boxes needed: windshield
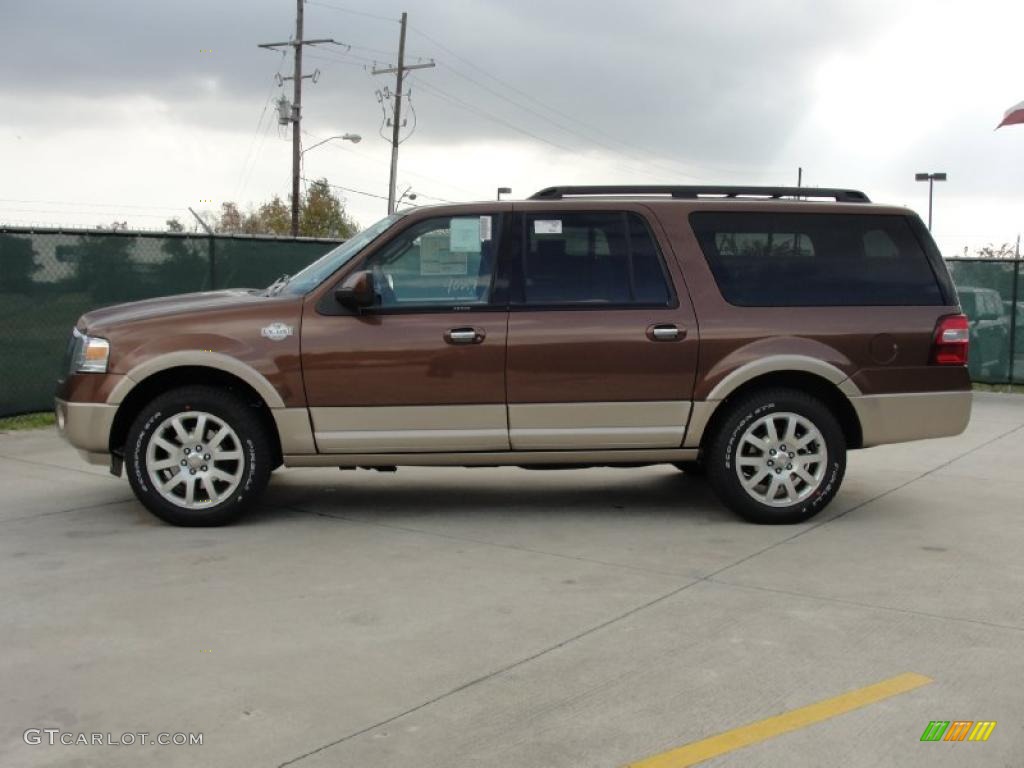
[277,213,405,296]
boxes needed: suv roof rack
[528,185,871,203]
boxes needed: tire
[705,388,845,524]
[125,386,272,526]
[672,460,705,476]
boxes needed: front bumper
[54,398,117,463]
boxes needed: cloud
[1,0,1023,253]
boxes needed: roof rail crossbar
[528,185,871,203]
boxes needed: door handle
[445,327,485,344]
[647,324,685,342]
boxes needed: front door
[505,207,698,450]
[301,212,508,453]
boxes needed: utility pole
[290,0,303,236]
[259,2,336,236]
[373,12,435,214]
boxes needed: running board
[283,448,699,468]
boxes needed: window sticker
[534,219,562,235]
[421,233,469,275]
[449,218,482,253]
[479,215,493,242]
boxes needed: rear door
[504,206,699,450]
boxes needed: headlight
[70,328,110,373]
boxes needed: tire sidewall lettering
[132,409,163,493]
[132,406,254,511]
[724,401,776,470]
[241,438,257,496]
[716,395,844,521]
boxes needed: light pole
[496,187,511,201]
[914,172,947,231]
[301,133,362,156]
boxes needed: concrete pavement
[1,392,1022,767]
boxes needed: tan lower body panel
[284,448,698,467]
[271,408,317,454]
[683,400,719,448]
[309,404,509,453]
[54,398,117,454]
[508,401,691,450]
[851,390,971,447]
[77,449,111,466]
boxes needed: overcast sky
[1,0,1023,255]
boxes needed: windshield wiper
[266,274,291,296]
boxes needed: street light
[301,133,362,156]
[496,187,511,201]
[396,186,417,208]
[914,172,947,231]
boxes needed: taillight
[930,313,969,365]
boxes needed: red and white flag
[997,100,1024,129]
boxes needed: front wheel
[706,389,845,524]
[125,386,272,526]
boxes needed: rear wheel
[706,388,845,524]
[125,386,272,526]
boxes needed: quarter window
[518,212,671,306]
[361,215,500,308]
[690,212,944,306]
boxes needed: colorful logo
[920,721,996,742]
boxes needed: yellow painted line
[627,672,933,768]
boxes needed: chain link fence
[1,228,1022,427]
[0,226,342,426]
[945,258,1024,385]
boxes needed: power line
[301,128,477,197]
[410,76,686,183]
[309,36,689,187]
[301,129,460,203]
[406,75,692,183]
[308,46,382,67]
[304,51,372,70]
[301,177,390,201]
[303,177,453,205]
[0,198,183,211]
[407,24,788,181]
[411,77,577,154]
[432,61,704,182]
[306,0,398,24]
[235,52,289,201]
[0,208,176,218]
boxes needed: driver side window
[362,215,500,308]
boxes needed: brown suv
[54,185,971,526]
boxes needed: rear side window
[517,212,672,306]
[690,212,944,306]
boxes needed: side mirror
[335,270,376,310]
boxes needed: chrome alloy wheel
[145,411,244,509]
[734,411,827,507]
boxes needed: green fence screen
[1,228,1022,420]
[945,258,1023,386]
[0,227,342,418]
